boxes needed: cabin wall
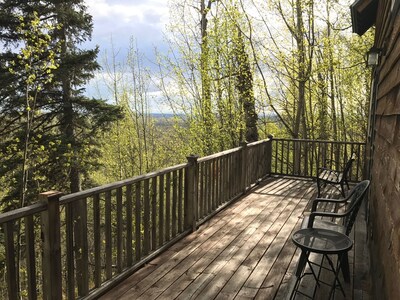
[369,1,400,298]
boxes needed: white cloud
[85,0,169,26]
[84,0,170,64]
[82,1,185,115]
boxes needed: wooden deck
[100,177,370,300]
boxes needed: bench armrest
[311,196,350,211]
[318,167,341,179]
[307,211,347,227]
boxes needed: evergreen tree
[49,0,122,193]
[0,0,121,211]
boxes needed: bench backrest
[344,179,370,235]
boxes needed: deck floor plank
[100,177,370,300]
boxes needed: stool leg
[326,253,346,299]
[341,252,350,283]
[295,250,308,277]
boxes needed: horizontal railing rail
[0,138,273,300]
[271,138,366,182]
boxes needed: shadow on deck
[100,177,370,300]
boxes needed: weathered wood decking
[100,177,370,300]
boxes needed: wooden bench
[316,154,355,197]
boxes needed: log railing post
[185,155,199,232]
[73,197,89,297]
[40,191,63,300]
[240,142,248,193]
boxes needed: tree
[0,1,122,199]
[155,0,259,155]
[0,7,61,210]
[92,39,174,183]
[49,0,122,193]
[233,22,258,142]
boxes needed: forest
[0,0,372,213]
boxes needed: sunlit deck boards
[100,177,370,300]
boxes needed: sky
[83,0,171,112]
[85,0,169,58]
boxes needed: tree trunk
[200,0,214,154]
[293,0,307,174]
[235,30,258,143]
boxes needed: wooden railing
[271,138,366,182]
[0,139,272,300]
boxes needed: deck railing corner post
[40,191,63,300]
[185,155,199,232]
[266,135,273,176]
[240,141,248,193]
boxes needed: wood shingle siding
[368,0,400,299]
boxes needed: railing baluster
[151,178,157,250]
[282,140,285,173]
[274,139,278,173]
[185,155,198,231]
[359,143,363,179]
[172,171,178,238]
[217,158,221,206]
[207,161,212,213]
[352,143,356,180]
[126,184,133,266]
[66,202,75,299]
[135,182,142,261]
[158,174,164,246]
[204,162,208,216]
[241,142,248,193]
[165,172,171,241]
[225,154,229,201]
[213,160,217,209]
[143,179,150,256]
[237,151,241,192]
[25,214,37,300]
[4,221,18,300]
[178,169,183,233]
[93,194,101,287]
[228,154,233,198]
[199,162,204,219]
[105,190,112,279]
[292,140,296,175]
[311,141,315,177]
[116,187,123,272]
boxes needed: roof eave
[350,0,378,36]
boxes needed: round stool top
[292,228,353,254]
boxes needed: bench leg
[317,178,322,197]
[340,182,346,197]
